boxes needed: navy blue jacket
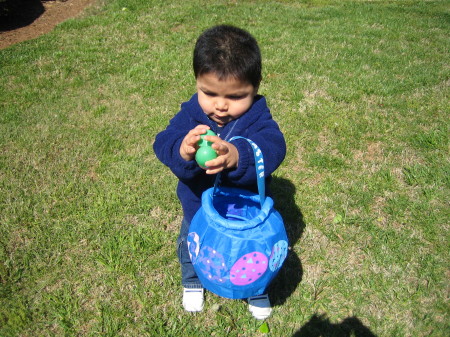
[153,93,286,223]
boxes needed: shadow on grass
[292,313,377,337]
[0,0,45,31]
[268,176,305,306]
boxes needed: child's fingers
[213,143,229,155]
[206,137,229,153]
[203,135,221,144]
[187,125,209,138]
[192,125,210,135]
[185,128,207,146]
[204,163,224,175]
[186,146,197,154]
[180,126,211,161]
[203,155,220,166]
[203,157,223,173]
[205,167,222,175]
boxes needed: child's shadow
[292,314,378,337]
[268,176,305,306]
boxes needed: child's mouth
[212,114,228,126]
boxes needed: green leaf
[258,321,269,334]
[333,214,343,224]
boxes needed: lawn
[0,0,449,336]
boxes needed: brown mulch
[0,0,97,50]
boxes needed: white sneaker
[248,294,272,320]
[182,288,204,312]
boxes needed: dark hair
[193,25,262,88]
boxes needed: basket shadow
[268,176,305,306]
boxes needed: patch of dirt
[0,0,97,50]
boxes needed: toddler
[153,25,286,319]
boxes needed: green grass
[1,0,449,336]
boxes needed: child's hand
[180,125,210,161]
[202,136,239,175]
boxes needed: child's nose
[215,98,228,111]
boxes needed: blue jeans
[177,218,202,289]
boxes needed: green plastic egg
[197,129,216,146]
[195,146,217,168]
[195,130,217,168]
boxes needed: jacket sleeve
[226,114,286,186]
[153,108,204,181]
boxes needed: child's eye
[203,91,217,97]
[228,95,246,100]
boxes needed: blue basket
[188,137,288,299]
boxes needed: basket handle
[213,136,265,207]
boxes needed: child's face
[196,72,257,127]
